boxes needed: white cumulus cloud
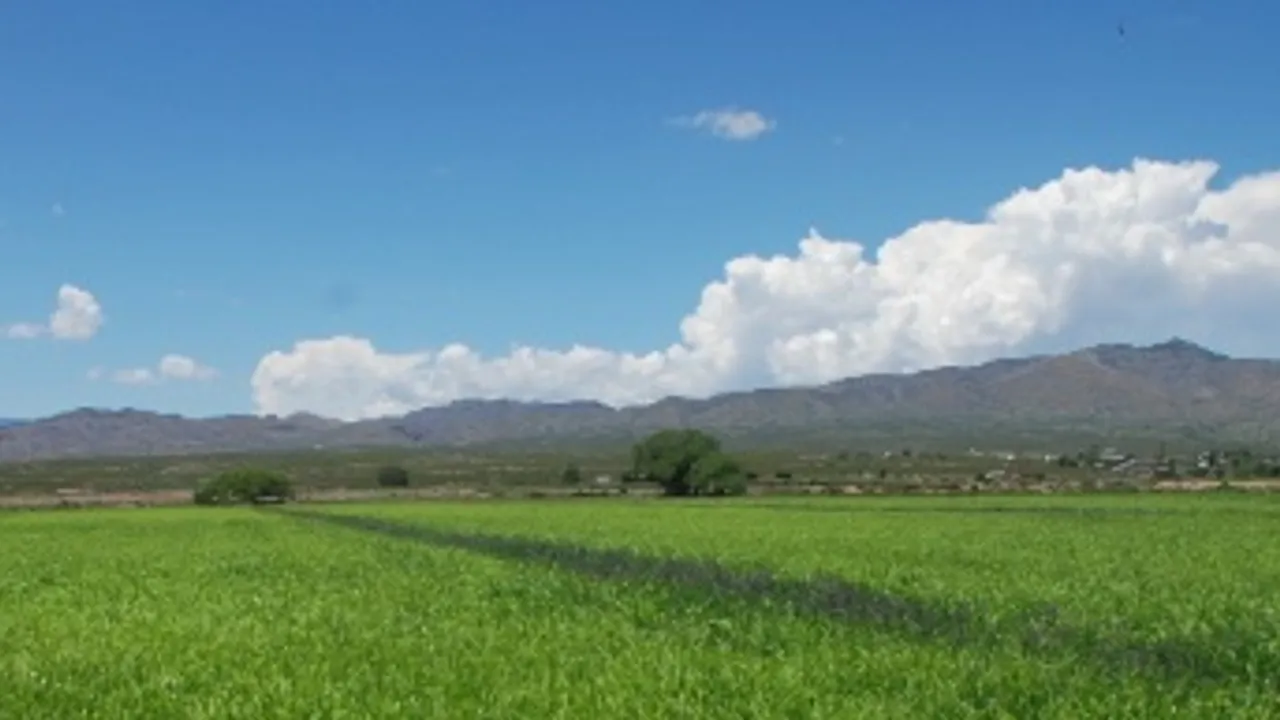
[158,354,219,381]
[4,284,104,341]
[91,354,219,386]
[672,107,776,141]
[251,158,1280,421]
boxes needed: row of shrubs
[193,464,414,505]
[194,430,752,505]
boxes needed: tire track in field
[281,508,1276,691]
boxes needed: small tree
[689,451,747,496]
[630,428,746,497]
[560,462,583,485]
[376,464,411,488]
[194,468,294,505]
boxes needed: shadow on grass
[283,509,1274,690]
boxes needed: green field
[3,496,1279,718]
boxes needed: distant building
[1099,447,1129,463]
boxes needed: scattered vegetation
[375,464,411,488]
[560,462,583,485]
[2,428,1280,502]
[193,467,294,505]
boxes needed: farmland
[3,495,1280,717]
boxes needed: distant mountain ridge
[3,338,1279,462]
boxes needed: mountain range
[3,338,1279,463]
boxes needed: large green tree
[194,468,294,505]
[630,429,747,497]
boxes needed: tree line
[193,428,747,505]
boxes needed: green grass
[3,495,1279,717]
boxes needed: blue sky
[2,0,1278,420]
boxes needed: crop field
[3,495,1280,718]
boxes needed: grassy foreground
[2,495,1279,718]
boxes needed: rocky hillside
[3,338,1278,462]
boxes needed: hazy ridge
[3,338,1278,462]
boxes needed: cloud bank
[4,285,104,341]
[252,158,1280,421]
[91,354,219,386]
